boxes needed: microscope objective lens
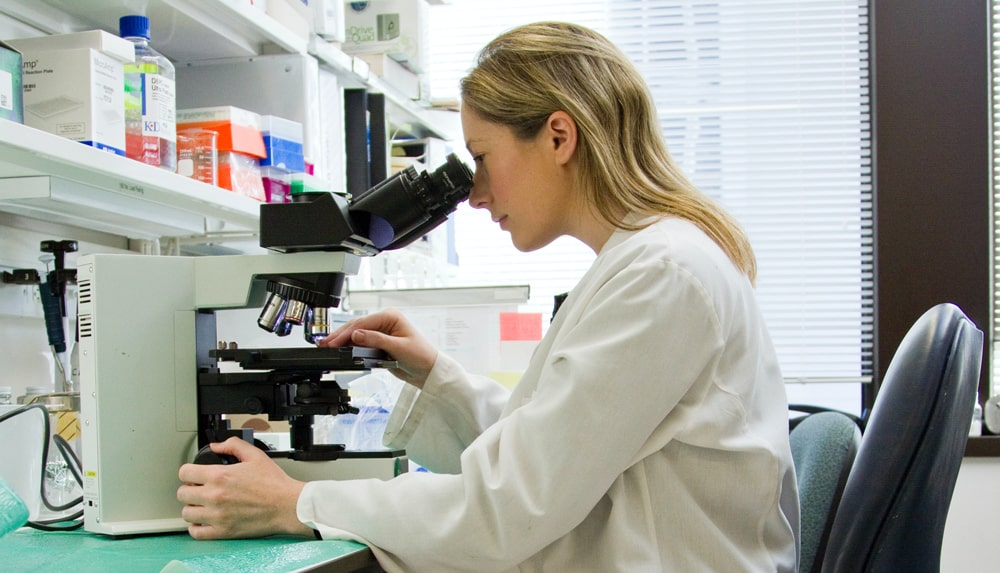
[258,292,288,332]
[304,307,331,343]
[284,299,308,325]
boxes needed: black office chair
[789,411,861,573]
[819,303,983,573]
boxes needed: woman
[178,21,799,572]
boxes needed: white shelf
[2,0,458,139]
[0,0,307,62]
[0,120,259,239]
[1,0,458,141]
[348,286,531,310]
[0,0,458,243]
[308,37,459,142]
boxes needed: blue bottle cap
[119,15,150,40]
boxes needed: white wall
[0,213,131,399]
[941,457,1000,571]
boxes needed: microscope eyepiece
[348,153,473,250]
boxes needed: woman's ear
[545,111,577,165]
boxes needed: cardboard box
[0,41,23,123]
[17,48,126,154]
[9,31,134,153]
[358,52,426,101]
[342,0,429,73]
[7,30,134,63]
[313,0,346,42]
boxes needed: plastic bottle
[0,386,11,405]
[119,15,177,172]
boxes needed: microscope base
[274,450,408,482]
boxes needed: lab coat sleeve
[382,352,511,474]
[298,255,728,572]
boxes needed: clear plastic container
[0,386,11,405]
[218,151,265,201]
[120,15,177,172]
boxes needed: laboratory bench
[0,527,384,572]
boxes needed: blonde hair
[460,22,757,283]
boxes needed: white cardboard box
[9,31,133,154]
[342,0,429,73]
[358,52,426,101]
[8,30,134,64]
[313,0,346,41]
[18,48,126,155]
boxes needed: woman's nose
[468,175,489,209]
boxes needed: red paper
[499,312,542,341]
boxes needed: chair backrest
[788,404,866,433]
[790,411,861,573]
[820,303,983,573]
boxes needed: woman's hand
[319,308,437,389]
[177,437,312,540]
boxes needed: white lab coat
[298,216,800,572]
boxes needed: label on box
[0,68,11,111]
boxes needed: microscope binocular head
[255,154,474,342]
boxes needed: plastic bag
[0,475,28,537]
[317,371,403,451]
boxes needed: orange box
[176,106,267,158]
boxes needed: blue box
[260,134,305,171]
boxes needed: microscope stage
[210,346,394,371]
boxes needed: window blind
[428,0,872,382]
[991,0,1000,394]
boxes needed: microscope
[77,154,472,535]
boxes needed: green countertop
[0,527,380,572]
